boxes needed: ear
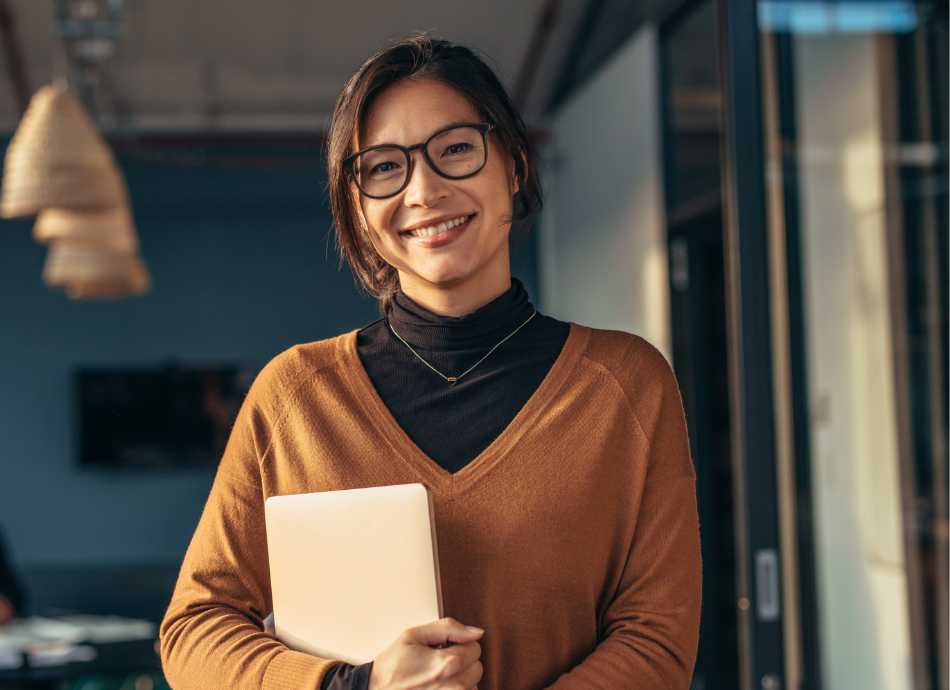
[509,151,529,195]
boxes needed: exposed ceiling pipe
[0,0,31,115]
[512,0,560,112]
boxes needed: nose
[402,149,449,208]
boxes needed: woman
[159,35,701,690]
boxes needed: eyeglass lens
[353,125,487,198]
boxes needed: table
[0,638,162,690]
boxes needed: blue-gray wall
[0,139,539,581]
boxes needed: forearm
[541,624,697,690]
[160,603,342,689]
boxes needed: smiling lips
[401,213,473,239]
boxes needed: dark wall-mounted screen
[76,365,252,470]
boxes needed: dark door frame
[717,1,787,688]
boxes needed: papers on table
[42,615,156,643]
[19,642,97,668]
[0,614,156,669]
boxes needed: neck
[397,264,512,318]
[387,275,535,351]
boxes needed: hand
[368,616,484,690]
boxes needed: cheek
[360,200,398,240]
[465,162,513,210]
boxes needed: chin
[409,262,478,288]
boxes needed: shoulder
[577,324,693,477]
[579,325,676,395]
[242,330,353,416]
[575,324,684,426]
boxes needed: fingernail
[465,625,484,633]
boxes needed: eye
[369,161,400,176]
[443,142,473,156]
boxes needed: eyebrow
[361,119,481,150]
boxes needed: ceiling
[0,0,590,134]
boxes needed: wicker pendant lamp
[33,183,151,299]
[42,240,150,299]
[33,204,138,253]
[2,1,151,301]
[0,81,124,218]
[63,261,150,299]
[0,79,152,299]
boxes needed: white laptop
[263,482,444,664]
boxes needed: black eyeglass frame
[343,121,495,199]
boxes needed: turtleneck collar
[386,276,536,350]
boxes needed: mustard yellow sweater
[159,322,702,689]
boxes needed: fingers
[440,639,482,671]
[441,658,483,690]
[430,640,482,688]
[408,616,484,648]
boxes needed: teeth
[407,215,469,238]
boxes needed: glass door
[758,2,948,688]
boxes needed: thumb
[409,617,484,647]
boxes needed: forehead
[359,78,481,148]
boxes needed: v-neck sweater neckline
[338,321,590,494]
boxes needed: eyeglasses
[343,122,494,199]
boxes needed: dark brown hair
[325,33,542,315]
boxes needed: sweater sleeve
[543,341,702,690]
[159,366,347,690]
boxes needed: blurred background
[0,1,946,689]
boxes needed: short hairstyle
[325,33,542,315]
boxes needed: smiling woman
[159,33,701,690]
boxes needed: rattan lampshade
[63,260,150,299]
[33,205,139,253]
[42,240,150,299]
[0,81,124,218]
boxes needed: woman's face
[352,78,517,307]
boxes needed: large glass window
[759,2,948,688]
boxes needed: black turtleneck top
[319,276,571,690]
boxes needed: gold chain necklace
[387,309,538,385]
